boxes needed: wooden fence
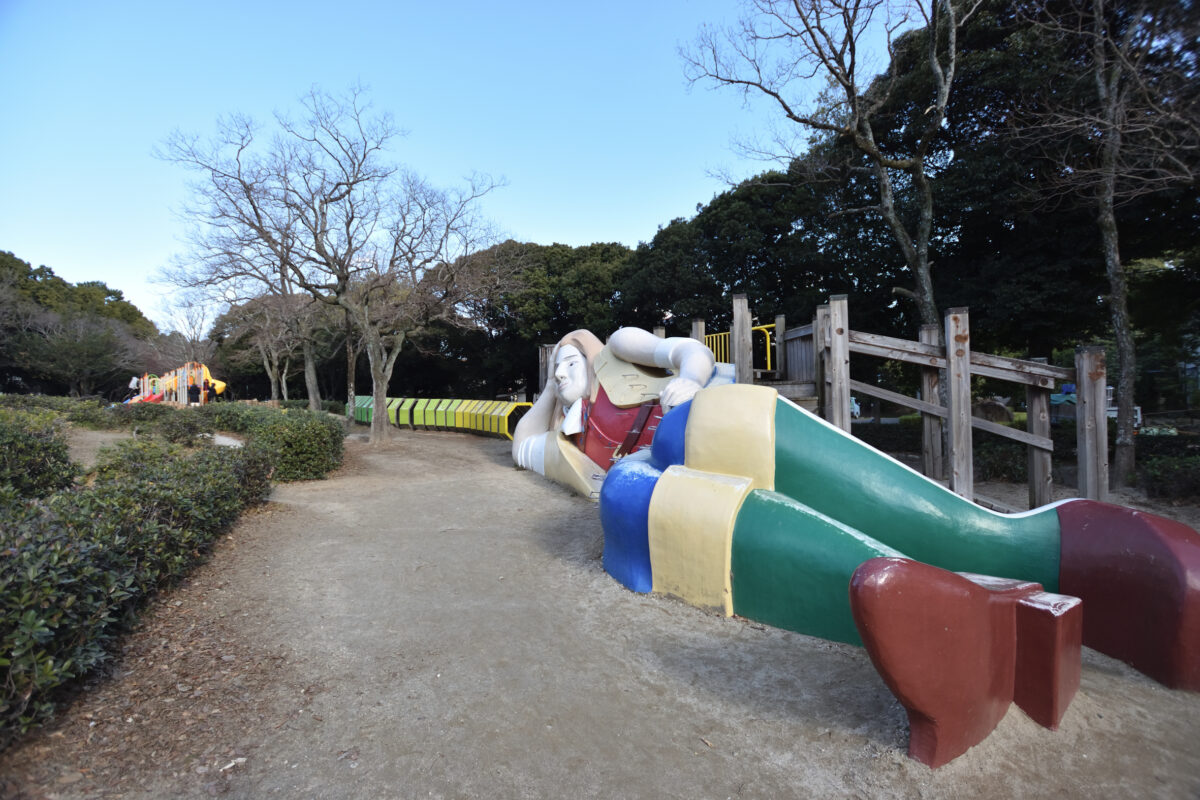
[699,294,1109,508]
[800,296,1109,508]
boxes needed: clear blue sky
[0,0,789,330]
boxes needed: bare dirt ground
[3,429,1200,799]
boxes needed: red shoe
[850,558,1081,767]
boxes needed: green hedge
[0,397,343,746]
[1138,456,1200,500]
[0,441,273,744]
[0,407,78,498]
[194,403,344,481]
[279,399,344,414]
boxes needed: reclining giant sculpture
[512,327,1200,766]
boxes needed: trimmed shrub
[1138,432,1200,459]
[0,440,274,744]
[248,410,344,481]
[153,407,213,445]
[974,439,1028,482]
[192,403,344,481]
[1138,456,1200,501]
[280,399,344,415]
[103,401,174,428]
[0,407,78,498]
[0,500,136,740]
[0,395,80,414]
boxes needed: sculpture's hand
[660,377,703,410]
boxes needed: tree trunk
[344,309,355,422]
[281,357,290,402]
[259,345,281,402]
[1098,181,1136,489]
[302,338,322,412]
[364,329,406,445]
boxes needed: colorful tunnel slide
[351,396,531,440]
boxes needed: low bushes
[194,402,345,481]
[0,407,77,499]
[0,397,343,746]
[248,413,344,481]
[0,436,274,745]
[1138,456,1200,500]
[281,398,347,415]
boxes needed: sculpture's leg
[1058,500,1200,691]
[850,558,1082,767]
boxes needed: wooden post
[732,294,754,385]
[537,344,555,395]
[828,295,851,432]
[652,325,666,339]
[1027,357,1053,508]
[945,308,973,502]
[919,324,945,480]
[1075,346,1109,502]
[815,304,831,417]
[774,313,787,379]
[690,318,705,342]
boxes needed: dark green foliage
[851,417,924,454]
[193,403,344,481]
[0,407,77,498]
[152,407,213,445]
[0,394,83,414]
[102,401,175,427]
[1138,432,1200,459]
[0,437,274,745]
[0,499,136,741]
[1138,456,1200,500]
[974,438,1029,483]
[247,410,344,481]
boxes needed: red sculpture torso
[571,385,663,468]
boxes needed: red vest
[571,385,663,468]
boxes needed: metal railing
[705,324,775,372]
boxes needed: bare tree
[155,292,217,366]
[160,112,328,411]
[1017,0,1200,487]
[163,86,511,443]
[218,294,310,402]
[347,173,516,442]
[684,0,983,328]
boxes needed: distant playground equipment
[506,322,1200,769]
[127,362,226,405]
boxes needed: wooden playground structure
[692,294,1110,509]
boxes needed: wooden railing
[811,295,1108,508]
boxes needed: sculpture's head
[550,329,603,410]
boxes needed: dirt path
[4,432,1200,799]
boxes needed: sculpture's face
[554,344,588,406]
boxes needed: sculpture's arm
[512,374,559,471]
[608,327,716,410]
